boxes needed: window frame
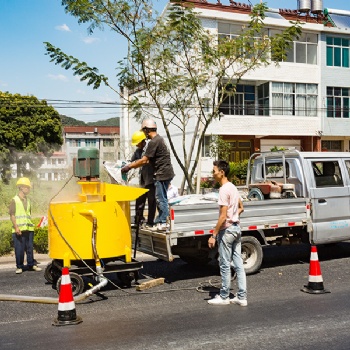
[326,36,350,68]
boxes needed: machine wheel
[56,272,85,296]
[117,271,138,288]
[44,261,62,284]
[241,236,263,275]
[247,188,264,201]
[44,262,54,284]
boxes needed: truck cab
[248,150,350,245]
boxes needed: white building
[36,126,120,180]
[121,0,350,189]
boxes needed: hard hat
[141,119,157,129]
[16,177,31,188]
[131,130,146,146]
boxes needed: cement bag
[103,160,127,185]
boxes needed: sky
[1,0,350,123]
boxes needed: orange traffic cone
[53,267,83,326]
[301,245,330,294]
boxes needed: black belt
[232,222,239,226]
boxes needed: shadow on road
[49,242,350,297]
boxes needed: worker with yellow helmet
[9,177,42,274]
[130,130,156,228]
[122,119,174,232]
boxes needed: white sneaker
[15,268,23,274]
[208,294,230,305]
[230,297,247,306]
[149,224,159,231]
[157,223,169,232]
[143,224,154,229]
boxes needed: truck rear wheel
[241,236,263,275]
[247,188,264,200]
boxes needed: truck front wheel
[241,236,263,275]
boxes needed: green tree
[209,135,232,161]
[0,91,63,182]
[44,0,301,193]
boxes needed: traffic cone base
[53,267,83,326]
[301,283,330,294]
[301,245,330,294]
[53,314,82,326]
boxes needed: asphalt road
[1,243,350,350]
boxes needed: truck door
[308,159,350,244]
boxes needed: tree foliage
[44,0,301,192]
[0,91,63,182]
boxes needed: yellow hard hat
[131,130,146,146]
[16,177,31,188]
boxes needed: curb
[0,252,156,270]
[0,253,51,270]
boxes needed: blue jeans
[12,230,35,269]
[154,179,171,224]
[217,224,247,300]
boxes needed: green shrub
[0,221,13,256]
[33,226,49,254]
[0,217,49,256]
[229,159,249,185]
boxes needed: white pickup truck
[133,150,350,274]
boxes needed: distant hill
[87,118,120,127]
[60,115,86,126]
[60,115,120,127]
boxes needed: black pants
[135,183,156,226]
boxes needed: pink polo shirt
[218,182,240,230]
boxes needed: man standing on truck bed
[208,160,247,306]
[121,119,174,232]
[130,130,156,228]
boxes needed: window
[327,37,350,68]
[202,136,212,157]
[257,83,269,116]
[345,160,350,178]
[218,23,243,39]
[220,84,256,116]
[103,139,114,147]
[69,139,81,147]
[272,31,318,65]
[264,162,289,179]
[326,87,349,118]
[217,22,267,59]
[85,139,96,147]
[322,140,342,152]
[103,152,114,161]
[272,82,317,116]
[312,161,343,187]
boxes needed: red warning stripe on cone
[301,245,330,294]
[53,267,83,326]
